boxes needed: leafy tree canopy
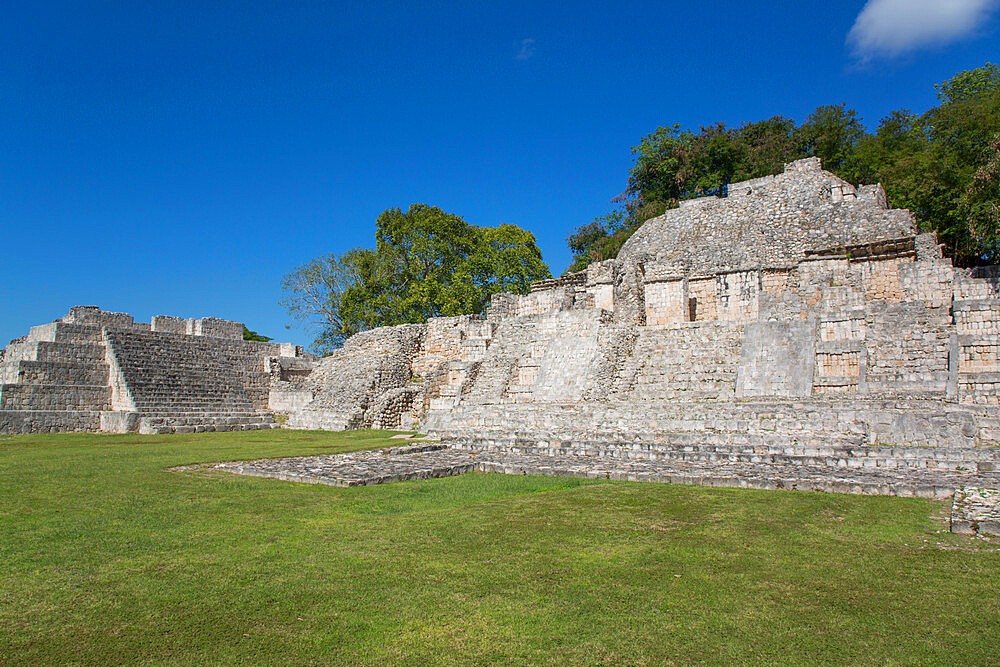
[282,204,550,352]
[566,63,1000,271]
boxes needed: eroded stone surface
[280,159,1000,459]
[216,444,478,486]
[951,487,1000,536]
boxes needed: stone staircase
[103,329,277,434]
[0,306,319,435]
[427,396,992,469]
[136,411,278,434]
[419,389,1000,498]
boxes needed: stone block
[736,321,815,398]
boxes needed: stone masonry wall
[10,156,993,459]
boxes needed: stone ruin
[258,157,1000,521]
[7,158,1000,530]
[0,305,315,434]
[278,158,1000,444]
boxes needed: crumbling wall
[618,157,917,273]
[286,324,425,430]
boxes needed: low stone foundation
[216,443,1000,534]
[215,443,477,486]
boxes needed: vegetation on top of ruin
[566,63,1000,272]
[281,204,550,353]
[242,326,273,342]
[2,430,1000,664]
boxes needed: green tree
[282,205,550,352]
[735,116,801,181]
[795,104,866,180]
[959,133,1000,257]
[853,64,1000,262]
[372,204,479,323]
[566,115,806,273]
[567,63,1000,268]
[280,248,385,353]
[447,223,550,314]
[565,202,667,273]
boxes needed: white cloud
[514,38,536,61]
[848,0,998,58]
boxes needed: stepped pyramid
[267,158,1000,487]
[0,306,315,434]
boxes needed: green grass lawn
[1,430,999,665]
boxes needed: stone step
[137,410,275,418]
[446,428,865,447]
[139,422,280,435]
[428,399,984,449]
[140,416,274,427]
[137,410,277,435]
[440,425,868,446]
[45,323,106,344]
[473,451,993,499]
[454,438,996,473]
[628,390,735,401]
[620,376,736,384]
[31,342,106,364]
[131,396,253,402]
[22,322,106,345]
[132,395,253,402]
[132,396,254,404]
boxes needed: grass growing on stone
[1,430,999,665]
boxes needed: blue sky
[1,1,998,348]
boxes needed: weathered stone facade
[0,306,315,434]
[276,158,1000,489]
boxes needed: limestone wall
[285,323,425,430]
